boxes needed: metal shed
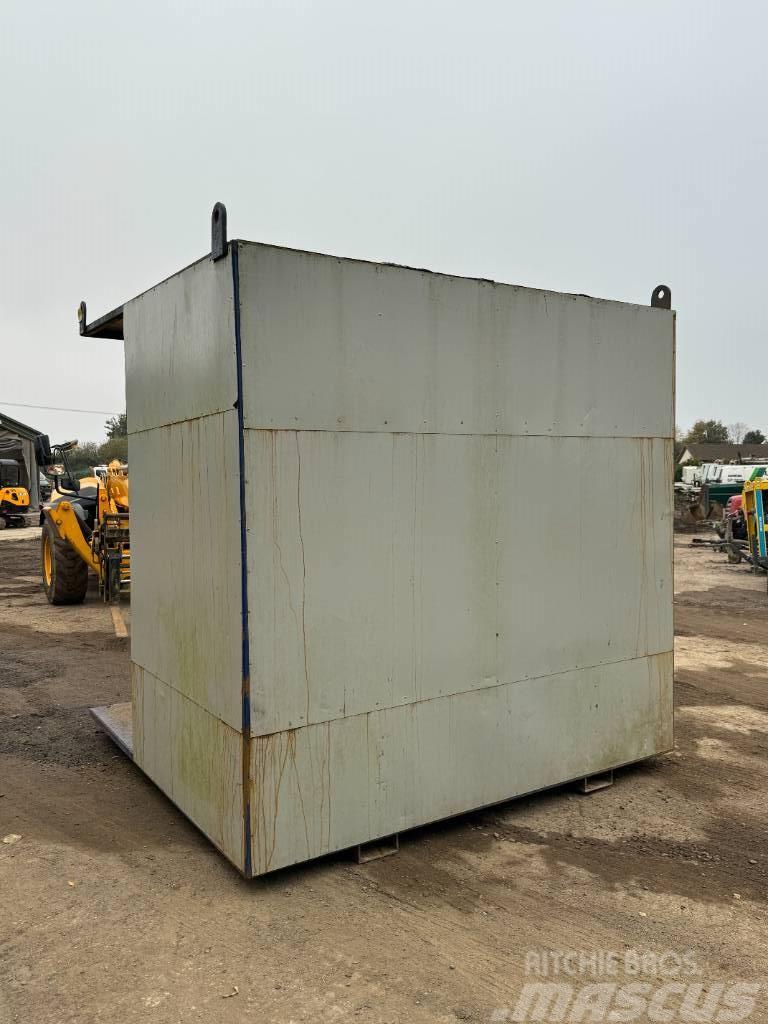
[88,208,675,878]
[0,410,41,509]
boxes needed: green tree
[743,429,766,445]
[98,436,128,464]
[673,425,686,463]
[68,440,101,478]
[105,412,127,439]
[684,419,730,445]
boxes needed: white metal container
[97,224,674,877]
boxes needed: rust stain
[251,730,293,872]
[288,729,311,857]
[250,723,334,873]
[295,433,310,725]
[325,723,331,850]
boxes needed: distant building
[0,411,41,507]
[677,442,768,466]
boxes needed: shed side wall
[125,255,246,872]
[125,255,237,434]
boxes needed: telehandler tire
[41,518,88,605]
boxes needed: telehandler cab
[0,459,30,527]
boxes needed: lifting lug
[211,202,228,261]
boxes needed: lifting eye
[211,202,228,261]
[651,284,672,309]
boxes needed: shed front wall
[249,652,673,876]
[237,243,674,873]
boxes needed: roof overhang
[77,301,124,340]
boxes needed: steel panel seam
[243,648,673,741]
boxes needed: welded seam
[237,428,674,441]
[128,409,232,438]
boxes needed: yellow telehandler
[35,435,130,605]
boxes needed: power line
[0,401,120,416]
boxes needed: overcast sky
[2,0,766,443]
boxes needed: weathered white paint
[245,430,673,735]
[249,652,673,875]
[122,240,674,878]
[237,244,674,439]
[133,664,243,867]
[124,256,236,435]
[129,410,242,732]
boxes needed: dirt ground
[1,527,767,1024]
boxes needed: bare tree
[729,422,748,444]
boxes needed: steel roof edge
[79,236,673,340]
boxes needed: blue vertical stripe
[231,242,253,878]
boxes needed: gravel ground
[1,529,767,1023]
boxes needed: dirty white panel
[132,664,171,792]
[250,720,333,875]
[245,428,426,734]
[124,256,236,435]
[245,429,672,735]
[130,411,242,731]
[134,664,244,870]
[495,435,674,676]
[249,652,673,875]
[237,243,674,439]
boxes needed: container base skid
[90,703,133,759]
[88,706,663,879]
[356,834,400,864]
[576,770,615,794]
